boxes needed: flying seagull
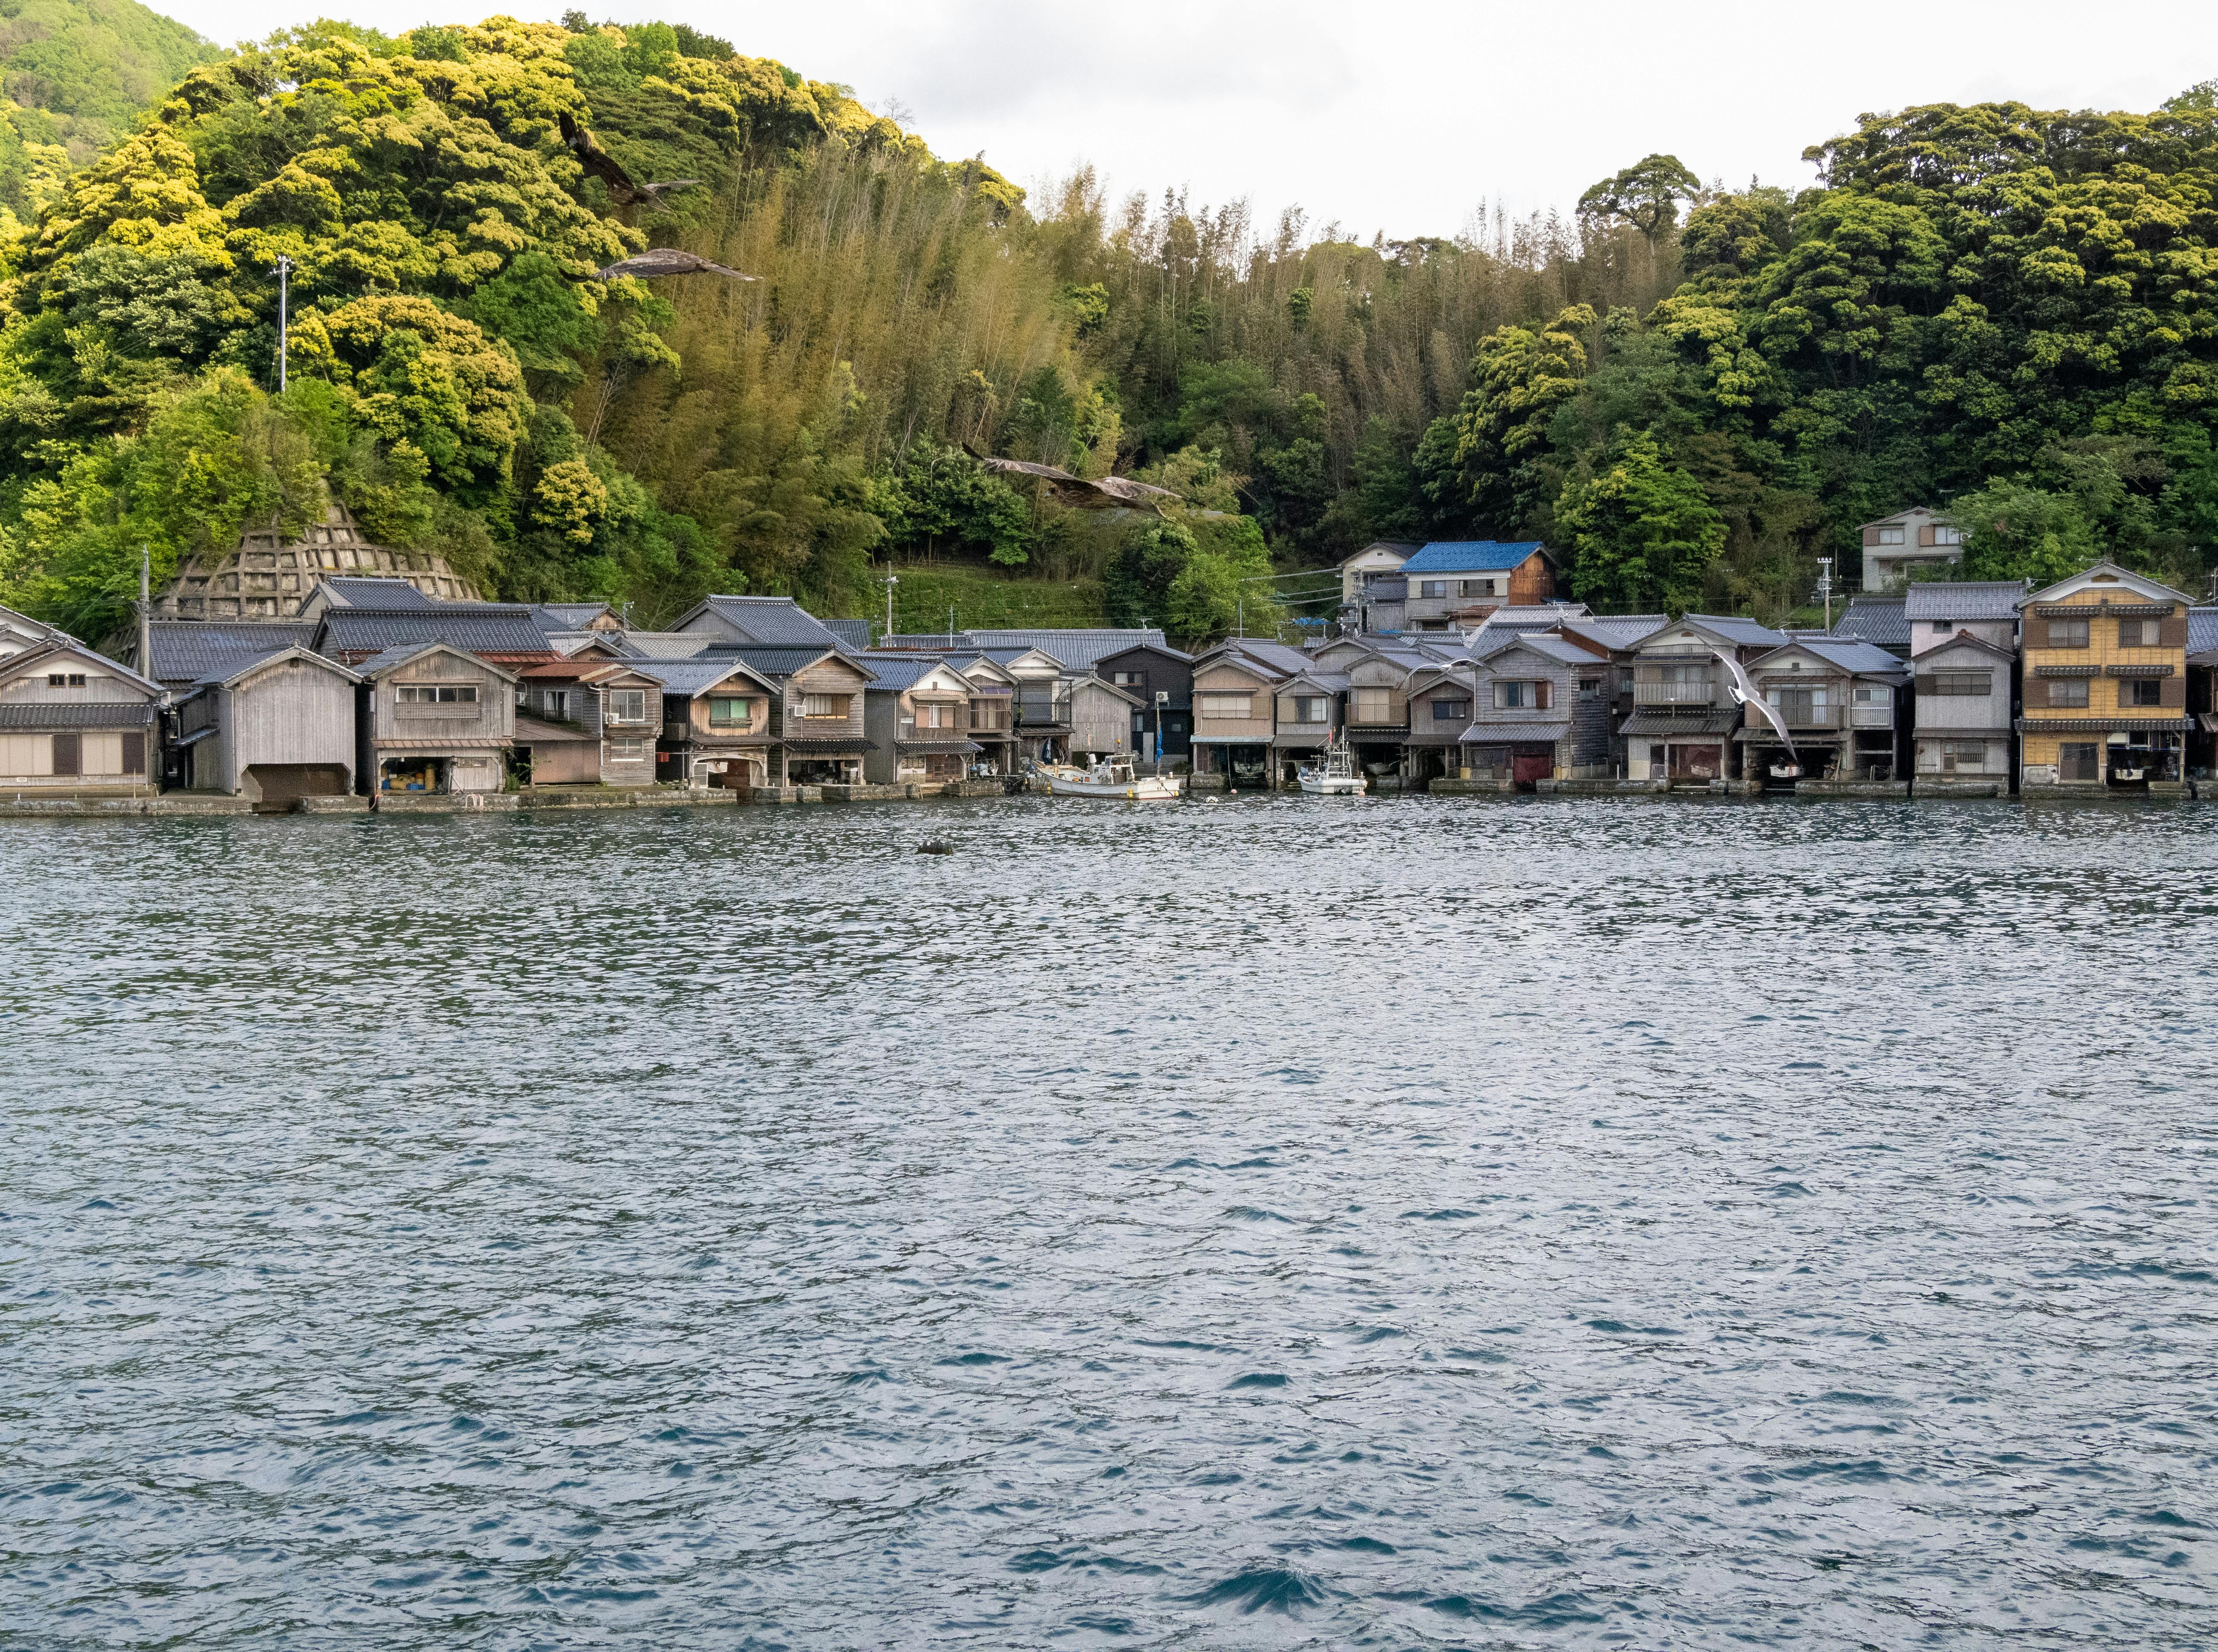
[1714,647,1796,759]
[580,249,759,282]
[558,112,701,209]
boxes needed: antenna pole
[274,255,294,392]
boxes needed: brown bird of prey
[580,249,760,282]
[559,111,700,209]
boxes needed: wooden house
[1269,667,1347,785]
[1547,614,1665,775]
[1393,542,1558,630]
[513,657,667,786]
[976,646,1074,765]
[172,646,362,802]
[355,641,518,797]
[1462,634,1615,784]
[1069,678,1145,765]
[943,652,1020,775]
[0,639,162,796]
[1337,541,1419,606]
[1911,634,2018,791]
[2188,607,2218,783]
[1618,615,1789,783]
[2017,562,2193,792]
[292,575,440,622]
[1737,638,1909,784]
[1095,641,1194,761]
[860,655,985,785]
[637,656,783,789]
[1905,581,2026,659]
[738,646,877,783]
[316,603,556,670]
[1399,662,1479,784]
[1188,641,1308,788]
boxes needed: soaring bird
[579,249,759,282]
[558,112,700,209]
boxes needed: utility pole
[882,568,898,641]
[1816,556,1833,629]
[136,543,152,674]
[948,603,955,640]
[274,255,294,392]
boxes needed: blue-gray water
[5,796,2217,1649]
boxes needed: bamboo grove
[1,9,2215,645]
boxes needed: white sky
[158,0,2216,238]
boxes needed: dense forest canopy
[0,9,2212,647]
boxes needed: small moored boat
[1297,736,1366,796]
[1041,757,1181,801]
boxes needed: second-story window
[2117,618,2156,647]
[1198,693,1253,719]
[1419,580,1448,598]
[1929,672,1988,696]
[1112,671,1145,689]
[1766,686,1827,723]
[2049,617,2090,648]
[1877,526,1906,545]
[2049,678,2090,708]
[608,688,648,723]
[544,690,570,719]
[917,702,954,728]
[708,696,753,727]
[1291,695,1329,724]
[2125,678,2164,707]
[398,684,476,704]
[1494,680,1549,710]
[1934,526,1963,545]
[802,693,848,718]
[1578,677,1602,698]
[1430,697,1470,722]
[1351,687,1392,722]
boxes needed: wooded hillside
[0,11,2212,645]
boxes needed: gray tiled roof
[529,602,616,633]
[1830,597,1911,650]
[1460,719,1572,744]
[2187,606,2218,655]
[721,645,877,682]
[1902,581,2029,622]
[1621,709,1742,737]
[1219,640,1312,677]
[1789,638,1911,677]
[961,629,1169,669]
[1476,634,1594,667]
[309,577,437,610]
[146,621,316,684]
[879,633,968,650]
[857,654,957,690]
[614,632,718,659]
[823,619,872,651]
[692,596,851,652]
[1683,613,1792,648]
[1558,614,1670,652]
[0,701,158,728]
[319,606,551,659]
[632,657,778,695]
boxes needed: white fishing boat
[1297,736,1366,796]
[1040,757,1181,801]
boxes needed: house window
[398,684,477,703]
[2050,678,2090,708]
[607,688,649,722]
[2048,617,2090,648]
[1578,678,1602,698]
[1352,687,1392,722]
[609,738,649,760]
[543,690,570,719]
[2125,678,2164,707]
[2059,742,2100,782]
[801,693,849,718]
[1419,580,1448,599]
[1853,685,1888,704]
[1934,527,1963,545]
[1493,680,1549,710]
[1767,686,1829,723]
[1931,620,1955,634]
[2117,618,2154,647]
[1431,697,1470,722]
[916,702,955,728]
[1877,526,1906,545]
[1198,693,1253,719]
[46,672,85,687]
[1460,579,1497,597]
[708,696,754,727]
[1290,696,1329,724]
[1112,672,1144,689]
[1942,742,1987,771]
[1930,672,1989,696]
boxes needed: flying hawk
[580,249,759,282]
[558,112,700,209]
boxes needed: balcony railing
[1013,692,1068,726]
[1633,681,1716,705]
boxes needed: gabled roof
[717,644,877,682]
[1279,667,1350,694]
[1474,633,1594,668]
[1755,638,1908,678]
[1071,676,1144,707]
[517,657,664,686]
[352,641,521,683]
[857,653,969,692]
[2190,607,2218,656]
[1094,639,1195,667]
[194,645,362,691]
[1213,639,1312,677]
[529,602,618,634]
[1637,614,1789,651]
[1902,581,2030,622]
[2023,561,2195,608]
[674,595,852,652]
[972,645,1067,674]
[822,618,872,651]
[1830,596,1910,652]
[1337,540,1422,568]
[1859,505,1941,530]
[630,655,782,696]
[1399,540,1552,574]
[960,628,1169,669]
[295,576,438,614]
[1477,603,1590,630]
[1556,614,1670,653]
[613,632,717,659]
[1916,632,2017,664]
[145,620,318,684]
[318,605,553,661]
[1,637,163,698]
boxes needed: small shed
[356,641,518,796]
[0,639,161,795]
[174,646,362,802]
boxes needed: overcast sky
[160,0,2215,237]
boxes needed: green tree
[1578,154,1703,246]
[1558,427,1726,613]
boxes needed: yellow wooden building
[2016,562,2193,793]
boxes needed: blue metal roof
[1399,541,1549,575]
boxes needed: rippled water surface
[5,795,2218,1649]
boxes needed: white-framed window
[398,684,477,704]
[801,693,849,718]
[1853,685,1891,704]
[1934,526,1963,545]
[1198,693,1254,719]
[1877,526,1906,545]
[607,688,649,722]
